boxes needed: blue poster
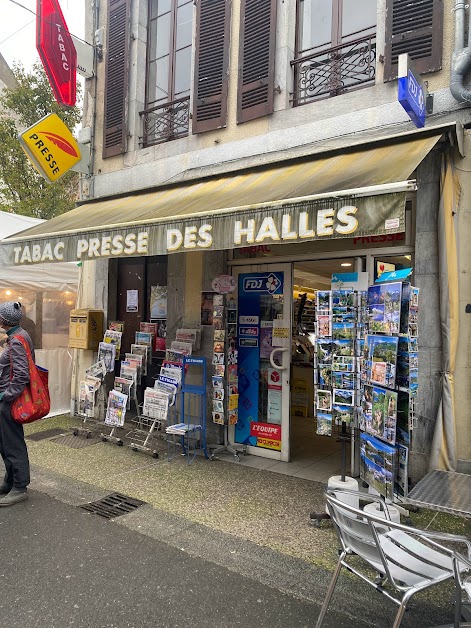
[235,272,283,446]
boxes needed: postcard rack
[166,356,209,464]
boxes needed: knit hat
[0,301,23,326]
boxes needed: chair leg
[315,552,345,628]
[393,590,415,628]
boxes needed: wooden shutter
[383,0,443,82]
[237,0,277,124]
[103,0,130,158]
[193,0,231,134]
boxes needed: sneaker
[0,482,12,495]
[0,487,28,507]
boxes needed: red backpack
[10,335,50,424]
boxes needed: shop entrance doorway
[290,258,361,471]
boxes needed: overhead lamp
[341,262,352,267]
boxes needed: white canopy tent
[0,211,80,415]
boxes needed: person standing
[0,301,34,506]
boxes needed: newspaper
[114,377,133,409]
[120,362,138,387]
[78,381,96,418]
[170,341,193,356]
[104,329,123,354]
[105,389,128,427]
[98,342,116,372]
[86,359,107,380]
[143,388,170,420]
[130,344,149,374]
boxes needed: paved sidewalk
[17,414,469,627]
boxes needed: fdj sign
[397,54,427,129]
[242,273,283,295]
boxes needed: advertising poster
[126,289,138,313]
[259,321,273,359]
[150,285,167,318]
[250,422,281,451]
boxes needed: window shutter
[237,0,277,124]
[193,0,231,134]
[103,0,130,158]
[383,0,443,82]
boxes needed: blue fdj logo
[243,273,282,294]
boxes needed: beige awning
[0,134,440,265]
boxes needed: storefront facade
[2,0,470,484]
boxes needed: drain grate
[50,434,102,449]
[26,428,66,441]
[80,493,147,519]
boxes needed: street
[0,489,364,628]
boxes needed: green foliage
[0,62,82,219]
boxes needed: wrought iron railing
[140,96,190,146]
[291,34,376,106]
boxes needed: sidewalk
[21,414,469,627]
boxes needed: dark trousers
[0,400,30,488]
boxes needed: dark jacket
[0,327,35,402]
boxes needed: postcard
[360,432,395,501]
[212,411,225,425]
[213,318,224,330]
[212,376,224,389]
[213,305,224,318]
[332,322,355,341]
[332,290,355,308]
[228,409,239,425]
[212,352,225,365]
[213,295,224,306]
[213,341,225,354]
[227,325,237,338]
[201,292,214,326]
[316,389,332,412]
[227,350,238,365]
[213,399,224,413]
[214,364,226,376]
[228,364,238,382]
[368,281,402,334]
[214,330,225,341]
[228,394,239,410]
[317,315,332,338]
[332,338,354,358]
[316,412,332,437]
[367,334,399,388]
[318,365,331,387]
[213,388,224,401]
[395,443,409,497]
[332,404,354,425]
[316,291,332,312]
[365,385,398,446]
[229,383,239,395]
[316,339,332,363]
[333,388,354,406]
[228,310,237,323]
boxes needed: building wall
[82,0,468,203]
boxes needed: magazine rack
[166,356,209,463]
[101,381,140,447]
[74,377,108,439]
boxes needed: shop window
[292,0,377,105]
[141,0,194,146]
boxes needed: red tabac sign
[36,0,77,106]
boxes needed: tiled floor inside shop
[215,416,351,483]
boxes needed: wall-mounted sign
[397,54,427,129]
[331,272,369,291]
[18,113,81,183]
[37,0,77,106]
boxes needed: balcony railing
[291,34,376,106]
[140,96,190,147]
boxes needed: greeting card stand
[208,424,246,462]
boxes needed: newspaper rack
[101,379,140,446]
[166,356,209,464]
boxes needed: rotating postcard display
[314,289,366,438]
[359,280,419,500]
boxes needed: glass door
[230,264,292,461]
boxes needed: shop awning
[0,134,441,265]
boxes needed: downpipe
[450,0,471,103]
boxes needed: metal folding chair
[316,488,471,628]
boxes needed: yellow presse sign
[19,113,81,183]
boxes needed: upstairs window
[141,0,194,146]
[292,0,377,105]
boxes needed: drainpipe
[450,0,471,103]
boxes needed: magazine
[176,328,199,349]
[98,342,116,372]
[105,389,128,427]
[120,362,138,387]
[109,321,124,332]
[104,329,123,354]
[140,322,158,335]
[125,354,144,383]
[165,349,185,364]
[143,388,169,420]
